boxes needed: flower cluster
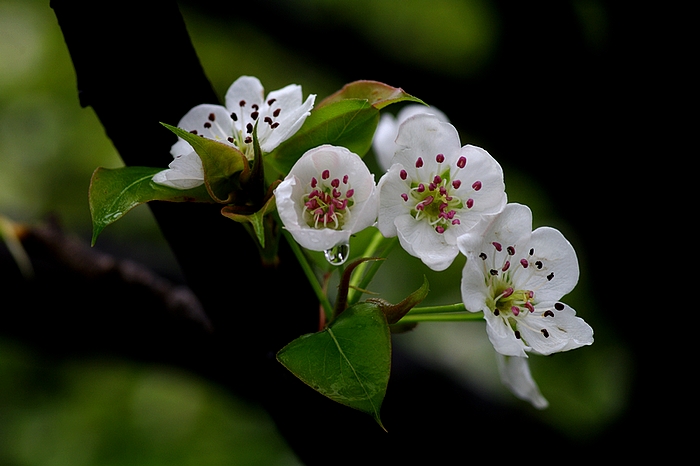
[152,77,593,409]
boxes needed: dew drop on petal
[324,242,350,266]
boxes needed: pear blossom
[377,114,506,271]
[458,203,594,358]
[372,104,449,172]
[274,145,378,255]
[153,75,315,189]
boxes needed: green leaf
[318,80,426,110]
[89,166,212,245]
[277,302,391,429]
[265,99,380,176]
[161,123,248,202]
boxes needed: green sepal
[367,275,430,325]
[277,302,391,430]
[317,80,426,110]
[88,166,213,246]
[161,123,248,202]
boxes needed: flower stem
[282,230,334,322]
[406,303,468,314]
[348,232,398,305]
[397,312,484,324]
[397,302,484,324]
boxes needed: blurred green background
[1,0,635,464]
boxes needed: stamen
[544,310,555,317]
[555,303,564,311]
[436,153,445,163]
[457,156,467,168]
[541,329,550,338]
[415,157,424,168]
[208,113,216,121]
[472,180,482,191]
[400,169,407,180]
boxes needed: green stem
[398,302,484,323]
[397,312,484,324]
[283,230,334,322]
[406,302,467,314]
[348,233,398,305]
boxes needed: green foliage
[88,166,212,246]
[277,302,392,429]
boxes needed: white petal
[460,256,492,313]
[372,105,449,172]
[457,203,533,259]
[152,151,204,189]
[451,145,506,218]
[520,301,594,356]
[260,92,315,152]
[484,310,529,357]
[376,163,412,237]
[372,113,401,172]
[171,104,234,156]
[224,76,265,113]
[393,113,462,172]
[394,215,459,271]
[496,354,549,409]
[520,226,580,302]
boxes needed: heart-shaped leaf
[89,166,212,245]
[277,302,391,429]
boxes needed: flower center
[227,98,284,159]
[302,170,355,230]
[480,242,560,341]
[399,153,482,234]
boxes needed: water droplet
[324,242,350,266]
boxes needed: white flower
[496,354,549,409]
[153,76,316,189]
[274,144,378,253]
[458,203,594,358]
[372,104,449,172]
[377,114,506,271]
